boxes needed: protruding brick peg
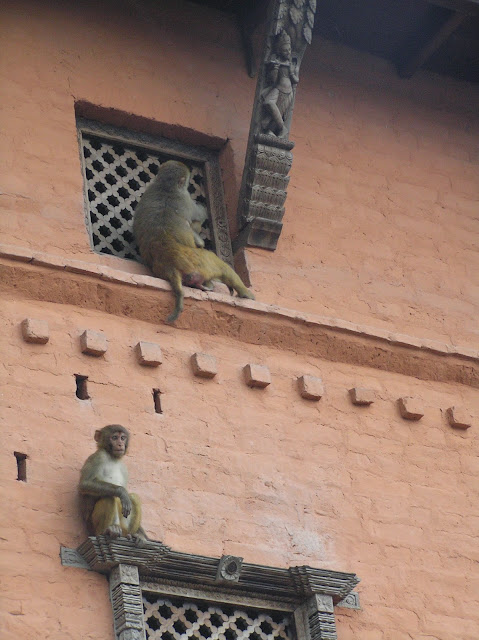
[298,375,324,401]
[80,330,107,356]
[398,396,424,421]
[191,352,217,379]
[136,341,163,367]
[21,318,49,344]
[244,364,271,388]
[446,406,472,430]
[349,387,375,406]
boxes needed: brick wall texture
[1,1,478,639]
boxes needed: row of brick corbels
[21,318,472,429]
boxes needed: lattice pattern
[81,134,210,260]
[143,596,295,640]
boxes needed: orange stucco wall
[1,0,478,347]
[1,1,478,639]
[2,294,478,639]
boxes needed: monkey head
[94,424,130,458]
[155,160,190,192]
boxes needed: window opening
[14,452,28,481]
[77,118,234,264]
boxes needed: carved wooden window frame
[77,117,235,267]
[62,538,360,640]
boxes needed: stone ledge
[1,245,478,388]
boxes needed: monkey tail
[165,268,184,323]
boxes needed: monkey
[78,424,148,545]
[133,160,255,323]
[189,201,208,249]
[134,160,207,251]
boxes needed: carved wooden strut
[235,0,316,252]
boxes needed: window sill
[1,243,478,388]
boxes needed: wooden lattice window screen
[77,118,234,265]
[143,595,296,640]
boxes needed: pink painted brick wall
[1,297,478,638]
[1,1,478,639]
[1,1,478,348]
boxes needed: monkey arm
[191,203,207,248]
[166,219,198,248]
[79,455,132,517]
[79,477,132,518]
[79,476,125,497]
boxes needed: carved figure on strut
[133,160,254,323]
[261,31,299,138]
[79,424,148,545]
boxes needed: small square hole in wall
[153,388,163,414]
[14,452,28,481]
[77,117,234,265]
[75,374,90,400]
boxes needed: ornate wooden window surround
[77,117,235,267]
[61,537,360,640]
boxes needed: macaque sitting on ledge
[133,159,254,323]
[79,424,148,546]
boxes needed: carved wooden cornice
[235,0,316,252]
[75,536,359,604]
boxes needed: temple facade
[1,1,478,639]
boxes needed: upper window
[77,117,234,265]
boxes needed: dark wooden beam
[236,0,269,78]
[398,10,467,78]
[238,13,258,78]
[427,0,479,17]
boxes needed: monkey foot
[104,525,123,538]
[127,533,148,548]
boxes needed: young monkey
[78,424,148,545]
[133,160,255,323]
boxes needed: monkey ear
[94,429,102,443]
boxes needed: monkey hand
[132,533,147,548]
[117,488,132,518]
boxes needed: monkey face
[108,430,128,458]
[95,424,130,455]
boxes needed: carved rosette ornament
[216,554,243,582]
[235,0,316,251]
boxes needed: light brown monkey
[79,425,148,545]
[133,160,254,323]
